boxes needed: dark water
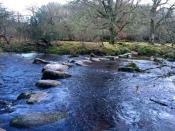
[0,53,175,131]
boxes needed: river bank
[0,41,175,60]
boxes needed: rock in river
[17,91,48,104]
[42,64,68,72]
[0,128,6,131]
[36,80,61,88]
[33,58,50,64]
[10,112,67,128]
[0,99,14,114]
[118,62,142,73]
[42,70,71,80]
[75,60,92,66]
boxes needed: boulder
[42,64,68,72]
[17,92,32,100]
[131,51,139,56]
[90,53,96,57]
[85,57,101,62]
[26,92,48,104]
[68,59,76,63]
[118,62,142,73]
[0,99,13,114]
[75,60,92,66]
[42,70,71,80]
[10,112,67,128]
[62,62,74,67]
[90,57,101,62]
[33,58,50,64]
[17,91,48,104]
[69,54,79,58]
[98,57,110,61]
[0,128,6,131]
[119,53,132,58]
[105,56,119,61]
[35,80,61,88]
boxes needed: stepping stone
[36,80,61,88]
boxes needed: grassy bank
[0,41,175,60]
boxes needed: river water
[0,53,175,131]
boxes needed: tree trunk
[109,25,115,44]
[0,34,10,44]
[150,19,155,44]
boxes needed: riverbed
[0,53,175,131]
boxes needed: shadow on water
[0,53,175,131]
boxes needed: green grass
[1,41,175,60]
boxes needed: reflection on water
[0,53,175,131]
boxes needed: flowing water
[0,53,175,131]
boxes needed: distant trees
[0,1,175,45]
[28,3,73,42]
[0,4,11,44]
[73,0,140,44]
[149,0,175,44]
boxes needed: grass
[0,41,175,60]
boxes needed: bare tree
[149,0,175,44]
[73,0,140,44]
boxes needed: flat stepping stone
[43,64,68,72]
[36,80,61,88]
[10,112,67,128]
[17,91,48,104]
[42,70,71,80]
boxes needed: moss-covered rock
[10,112,67,128]
[118,62,142,73]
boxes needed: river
[0,53,175,131]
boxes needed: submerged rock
[118,62,142,73]
[36,80,61,88]
[42,64,68,72]
[150,98,169,107]
[10,112,67,128]
[42,70,71,80]
[0,99,14,114]
[17,91,48,104]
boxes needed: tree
[0,4,11,44]
[73,0,140,44]
[149,0,175,44]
